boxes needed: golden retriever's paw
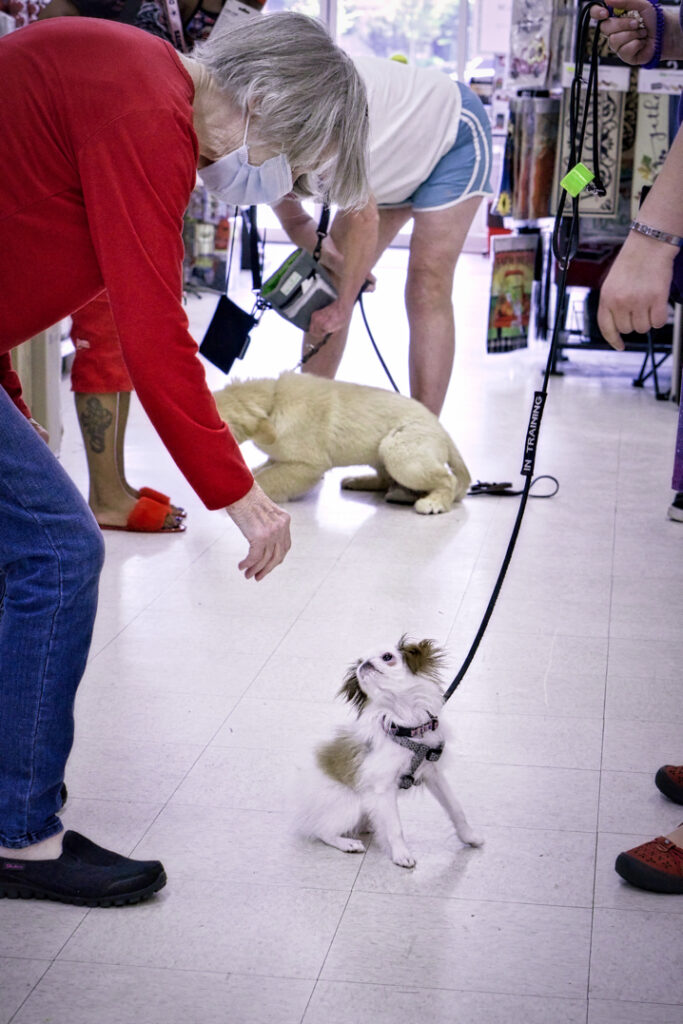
[414,494,452,515]
[341,473,388,492]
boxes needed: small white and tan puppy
[213,372,470,514]
[298,638,482,868]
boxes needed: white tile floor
[2,246,682,1024]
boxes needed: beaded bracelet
[642,0,664,69]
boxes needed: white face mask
[198,116,293,206]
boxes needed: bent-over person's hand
[597,232,675,349]
[308,297,355,340]
[226,481,291,581]
[589,2,656,65]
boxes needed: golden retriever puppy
[213,372,471,514]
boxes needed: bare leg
[75,392,177,529]
[406,196,482,416]
[424,773,483,847]
[114,393,185,518]
[115,390,133,500]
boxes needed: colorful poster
[487,235,538,353]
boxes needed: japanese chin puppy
[297,637,483,868]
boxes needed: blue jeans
[0,385,104,848]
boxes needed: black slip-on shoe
[0,830,166,907]
[667,492,683,522]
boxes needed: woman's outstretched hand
[225,481,291,581]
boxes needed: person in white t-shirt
[274,55,493,427]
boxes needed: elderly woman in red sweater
[0,11,368,906]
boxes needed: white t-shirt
[353,55,463,206]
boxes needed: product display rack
[496,0,682,400]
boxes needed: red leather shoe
[655,765,683,805]
[615,835,683,894]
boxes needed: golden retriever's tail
[446,436,472,501]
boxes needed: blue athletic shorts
[383,82,494,212]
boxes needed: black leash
[442,1,607,703]
[358,288,401,393]
[357,272,559,500]
[469,476,559,498]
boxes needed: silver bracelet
[630,221,683,248]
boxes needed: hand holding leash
[590,1,657,66]
[308,296,356,339]
[225,481,291,581]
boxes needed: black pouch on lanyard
[199,206,262,374]
[199,295,258,374]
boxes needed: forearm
[637,122,683,238]
[332,199,379,310]
[271,197,319,252]
[662,7,683,60]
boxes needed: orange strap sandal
[100,496,186,533]
[138,487,186,519]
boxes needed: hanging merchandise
[546,0,577,88]
[631,92,680,218]
[494,117,515,217]
[629,1,683,218]
[510,95,560,220]
[552,86,625,218]
[507,0,552,90]
[487,234,538,353]
[210,0,264,33]
[569,70,637,246]
[182,188,233,292]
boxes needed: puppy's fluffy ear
[338,665,368,713]
[399,636,446,683]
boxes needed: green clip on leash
[443,1,610,703]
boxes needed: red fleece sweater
[0,19,253,508]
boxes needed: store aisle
[2,248,681,1024]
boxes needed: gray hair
[192,12,369,209]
